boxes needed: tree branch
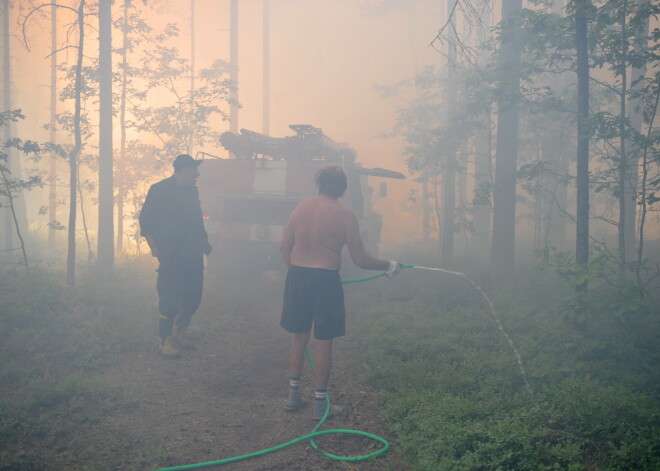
[22,3,78,52]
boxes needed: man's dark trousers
[157,252,204,339]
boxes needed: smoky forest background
[0,0,658,470]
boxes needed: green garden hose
[155,263,531,470]
[154,266,414,471]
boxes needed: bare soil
[93,278,407,471]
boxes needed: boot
[173,325,196,350]
[158,336,181,359]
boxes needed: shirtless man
[279,166,401,420]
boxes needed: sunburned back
[289,196,349,270]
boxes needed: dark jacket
[139,176,212,261]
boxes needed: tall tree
[440,0,458,265]
[24,0,93,282]
[48,3,58,249]
[115,0,153,253]
[614,0,630,275]
[98,0,114,268]
[471,4,493,262]
[472,115,493,259]
[117,0,130,253]
[66,0,85,284]
[574,0,591,284]
[625,0,650,264]
[3,0,12,251]
[491,0,523,274]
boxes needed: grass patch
[352,269,659,470]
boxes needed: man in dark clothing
[139,154,212,358]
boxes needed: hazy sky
[13,0,446,248]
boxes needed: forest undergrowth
[352,253,659,470]
[0,254,658,470]
[0,259,161,470]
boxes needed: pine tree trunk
[117,0,129,254]
[471,5,493,262]
[66,0,85,286]
[472,115,492,260]
[48,4,58,249]
[440,0,458,266]
[458,145,469,256]
[491,0,522,274]
[534,144,544,249]
[575,0,590,285]
[97,0,114,268]
[617,0,629,276]
[546,119,568,248]
[3,0,13,252]
[422,180,431,243]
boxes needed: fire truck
[197,125,405,275]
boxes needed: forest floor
[79,274,406,471]
[3,256,657,470]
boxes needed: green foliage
[1,111,65,199]
[0,263,156,469]
[534,245,657,323]
[128,27,233,162]
[352,269,659,470]
[472,181,493,207]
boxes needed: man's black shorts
[280,265,345,340]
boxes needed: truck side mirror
[379,182,388,197]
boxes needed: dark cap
[173,154,202,171]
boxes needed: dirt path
[94,279,407,471]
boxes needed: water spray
[407,265,532,395]
[156,264,533,470]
